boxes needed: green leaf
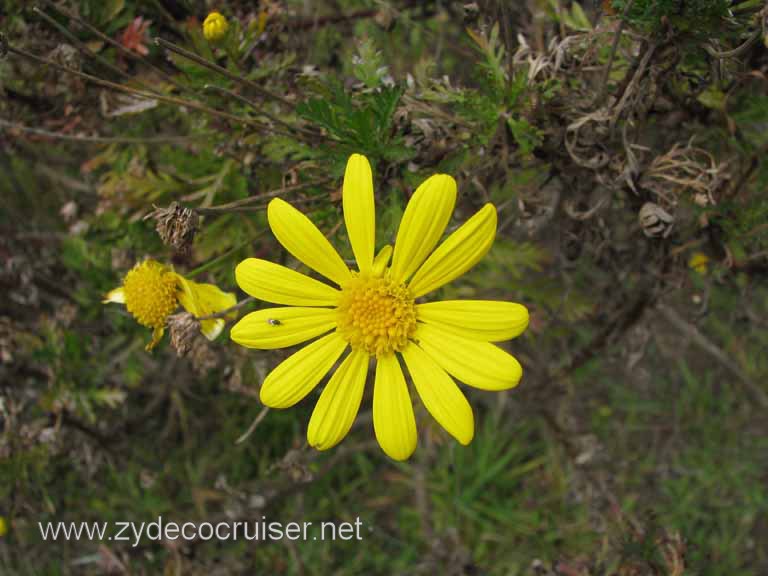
[100,0,125,25]
[565,2,593,31]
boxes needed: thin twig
[657,304,768,408]
[196,297,255,321]
[38,0,186,91]
[195,195,323,214]
[185,231,268,278]
[703,29,761,59]
[154,37,293,108]
[32,7,148,91]
[594,0,636,106]
[610,40,657,127]
[203,84,316,139]
[195,178,333,214]
[7,44,270,130]
[0,118,202,144]
[235,405,271,445]
[287,8,378,31]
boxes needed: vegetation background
[2,0,768,574]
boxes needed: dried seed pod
[639,202,674,238]
[167,312,200,357]
[144,202,199,253]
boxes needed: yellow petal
[343,154,376,273]
[401,342,473,445]
[235,258,340,306]
[408,203,497,298]
[416,300,529,342]
[103,286,126,304]
[176,275,237,340]
[372,244,392,277]
[307,348,369,450]
[147,326,164,351]
[390,174,456,283]
[268,198,352,286]
[260,332,347,408]
[415,323,522,390]
[230,307,336,349]
[373,354,417,461]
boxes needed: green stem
[186,233,265,278]
[154,37,294,108]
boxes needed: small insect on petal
[267,318,282,326]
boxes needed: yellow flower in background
[202,11,229,42]
[104,259,236,350]
[0,516,7,537]
[688,251,709,274]
[231,154,529,461]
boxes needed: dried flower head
[639,202,674,238]
[104,259,236,350]
[168,312,201,356]
[144,202,199,253]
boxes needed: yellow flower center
[336,273,416,357]
[123,261,179,329]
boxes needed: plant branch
[657,304,768,408]
[195,178,333,214]
[32,6,147,91]
[38,0,186,91]
[594,0,636,106]
[0,118,202,144]
[195,297,255,321]
[7,44,271,131]
[235,405,271,445]
[154,37,293,108]
[203,84,317,140]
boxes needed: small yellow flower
[688,251,709,274]
[231,154,529,461]
[0,516,7,537]
[104,259,236,350]
[203,11,229,42]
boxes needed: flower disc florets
[123,260,178,328]
[336,273,416,357]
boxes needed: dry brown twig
[195,178,333,214]
[594,0,637,105]
[154,37,293,108]
[657,304,768,408]
[640,141,730,209]
[0,118,200,144]
[195,297,255,321]
[235,405,271,445]
[565,109,612,169]
[37,0,185,90]
[6,44,272,131]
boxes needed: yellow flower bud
[688,251,709,274]
[203,11,229,42]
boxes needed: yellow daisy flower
[104,259,236,350]
[230,154,529,460]
[202,11,229,42]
